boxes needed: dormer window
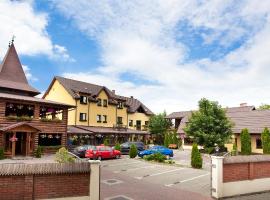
[80,96,87,104]
[97,98,102,106]
[117,102,123,109]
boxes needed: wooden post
[11,132,16,157]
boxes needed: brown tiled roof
[44,76,154,115]
[175,107,270,134]
[0,92,74,107]
[68,125,149,135]
[0,44,40,96]
[0,122,41,132]
[0,162,90,176]
[118,96,154,115]
[166,111,193,119]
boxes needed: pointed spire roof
[0,43,40,96]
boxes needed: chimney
[240,103,248,107]
[112,90,115,94]
[130,96,133,98]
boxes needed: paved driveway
[100,152,212,200]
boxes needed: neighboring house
[43,76,154,145]
[166,105,270,154]
[0,43,73,157]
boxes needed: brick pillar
[24,175,34,200]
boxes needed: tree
[259,104,270,110]
[184,98,233,148]
[55,147,75,163]
[149,112,172,144]
[114,142,121,151]
[261,128,270,154]
[240,128,251,155]
[129,144,138,158]
[172,130,178,145]
[191,143,202,169]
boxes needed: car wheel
[97,156,102,161]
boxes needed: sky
[1,0,270,114]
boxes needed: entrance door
[15,132,27,156]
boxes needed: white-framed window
[97,115,102,122]
[103,115,107,123]
[103,99,108,107]
[79,113,87,121]
[80,96,87,104]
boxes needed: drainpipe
[75,100,77,126]
[88,98,90,126]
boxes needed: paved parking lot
[100,150,212,200]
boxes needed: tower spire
[8,35,15,47]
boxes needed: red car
[85,145,121,160]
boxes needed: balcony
[113,123,127,130]
[5,103,34,121]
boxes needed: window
[129,120,133,127]
[97,98,102,106]
[97,115,102,122]
[256,138,262,149]
[38,133,61,146]
[103,99,108,107]
[79,113,87,121]
[80,96,87,104]
[39,106,63,121]
[145,121,149,126]
[5,103,34,118]
[117,102,123,109]
[117,117,123,124]
[103,115,107,123]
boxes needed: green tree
[172,131,178,145]
[55,147,75,163]
[149,112,172,144]
[184,98,233,148]
[191,143,202,169]
[259,104,270,110]
[261,128,270,154]
[164,132,169,147]
[240,128,251,155]
[129,144,138,158]
[103,138,109,146]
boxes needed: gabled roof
[0,44,40,96]
[0,122,41,132]
[44,76,154,115]
[172,106,270,134]
[117,95,154,115]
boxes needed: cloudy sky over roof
[1,0,270,113]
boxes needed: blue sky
[1,1,270,113]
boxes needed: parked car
[138,145,173,158]
[73,145,96,158]
[120,142,145,154]
[85,145,121,160]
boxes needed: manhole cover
[105,195,134,200]
[102,179,123,185]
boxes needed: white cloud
[0,0,73,61]
[54,0,270,113]
[22,65,38,82]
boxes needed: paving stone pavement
[226,192,270,200]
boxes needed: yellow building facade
[43,76,153,145]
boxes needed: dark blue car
[138,145,173,158]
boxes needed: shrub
[144,153,166,162]
[114,142,121,151]
[129,144,137,158]
[34,146,44,158]
[231,143,237,156]
[103,138,109,146]
[164,133,169,148]
[55,147,75,163]
[0,148,4,160]
[204,147,215,154]
[240,128,251,155]
[262,128,270,154]
[178,138,183,149]
[191,143,202,169]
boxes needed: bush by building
[240,128,251,155]
[191,143,202,169]
[129,144,138,158]
[34,146,44,158]
[55,147,75,163]
[262,127,270,154]
[114,142,121,151]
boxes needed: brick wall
[223,160,270,182]
[0,173,89,200]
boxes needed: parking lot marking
[102,161,141,168]
[164,173,210,187]
[114,165,155,173]
[134,168,184,180]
